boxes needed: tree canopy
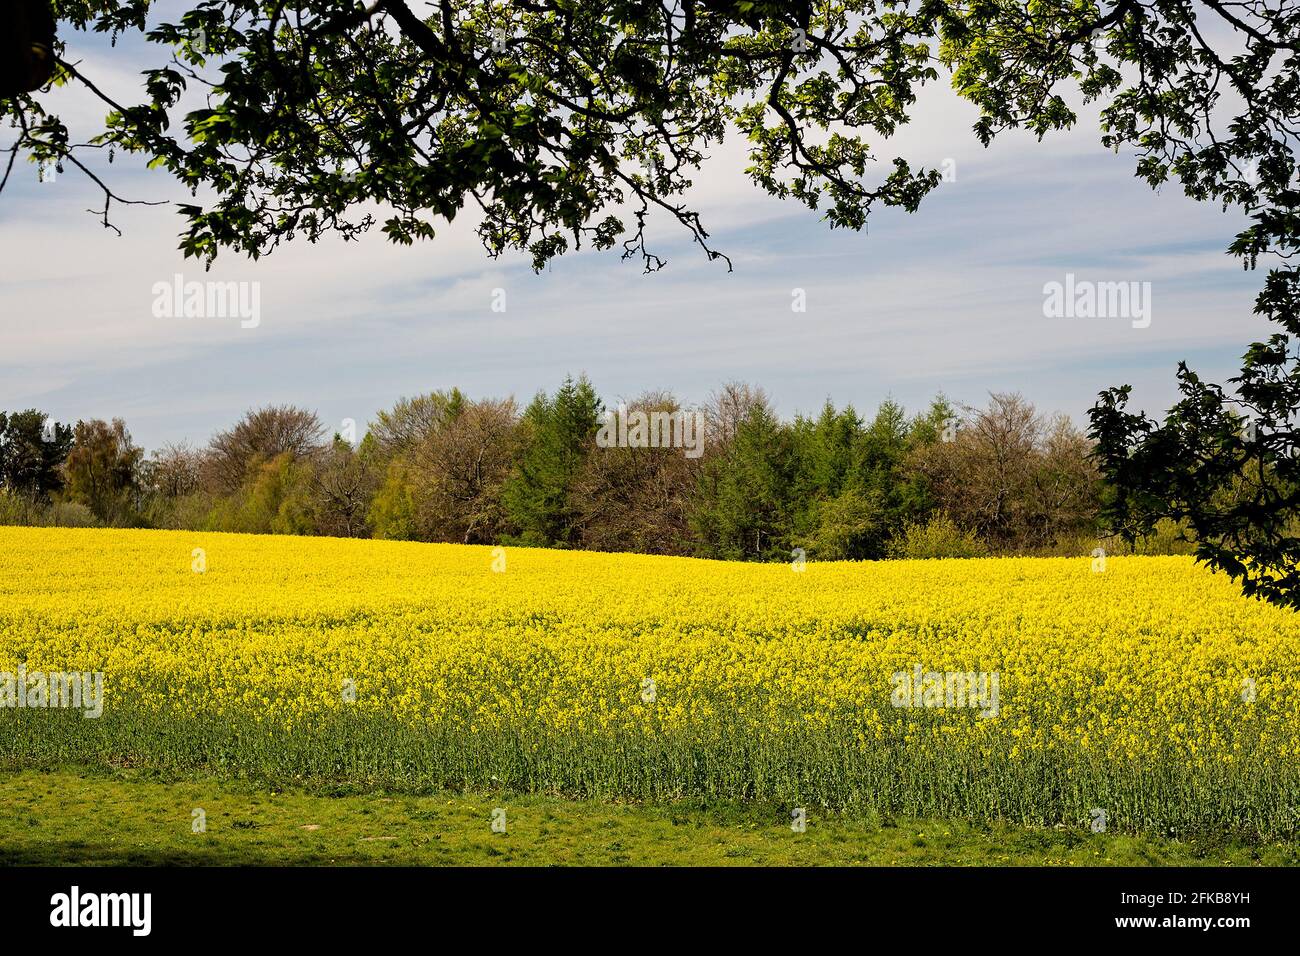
[9,0,1275,268]
[7,2,1295,269]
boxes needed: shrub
[369,463,420,541]
[889,512,988,560]
[1130,518,1197,556]
[0,489,43,526]
[803,490,886,560]
[47,501,97,528]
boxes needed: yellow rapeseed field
[1,526,1297,836]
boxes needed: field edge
[1,768,1295,867]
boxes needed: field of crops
[2,526,1298,839]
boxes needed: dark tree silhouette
[0,1,56,98]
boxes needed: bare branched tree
[206,405,326,491]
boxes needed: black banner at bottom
[0,865,1290,942]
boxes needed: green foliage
[204,453,316,535]
[0,409,73,500]
[1129,518,1197,557]
[786,398,948,559]
[17,1,1290,282]
[851,399,935,547]
[801,489,887,561]
[907,395,959,448]
[369,461,420,541]
[692,404,796,560]
[794,402,861,499]
[889,512,989,561]
[502,377,601,547]
[9,2,960,270]
[789,401,861,541]
[0,388,1104,562]
[62,418,143,525]
[1064,518,1197,559]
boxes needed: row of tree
[0,379,1121,560]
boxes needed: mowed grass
[1,769,1296,866]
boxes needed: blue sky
[0,14,1270,451]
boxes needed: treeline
[0,379,1188,560]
